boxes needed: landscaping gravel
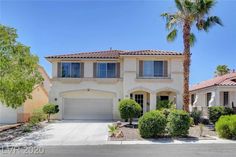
[0,122,45,143]
[109,123,217,141]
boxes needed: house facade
[190,72,236,117]
[46,50,184,120]
[0,66,51,123]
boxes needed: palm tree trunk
[183,20,191,112]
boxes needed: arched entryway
[129,90,151,114]
[156,91,177,104]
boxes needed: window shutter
[93,62,97,78]
[163,61,168,77]
[139,60,143,77]
[80,63,84,78]
[57,62,61,77]
[116,62,120,78]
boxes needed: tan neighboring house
[190,72,236,117]
[46,49,184,120]
[0,66,51,124]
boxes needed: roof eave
[45,57,120,62]
[119,54,184,57]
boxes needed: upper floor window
[96,63,117,78]
[139,60,168,77]
[60,62,82,78]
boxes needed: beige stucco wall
[49,55,184,120]
[22,86,49,115]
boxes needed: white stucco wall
[190,86,236,116]
[49,55,184,120]
[0,103,17,124]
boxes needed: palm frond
[196,19,205,30]
[194,0,216,20]
[203,16,223,31]
[183,0,195,13]
[167,29,177,42]
[190,33,196,47]
[204,0,216,12]
[175,0,184,12]
[166,16,178,30]
[161,13,169,18]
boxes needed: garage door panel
[63,98,113,120]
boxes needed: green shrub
[43,103,59,122]
[190,110,202,125]
[138,110,167,138]
[209,106,234,124]
[118,99,142,125]
[22,125,32,133]
[224,107,235,115]
[215,115,236,139]
[108,124,119,137]
[29,108,46,125]
[160,108,173,118]
[156,100,175,110]
[167,109,191,137]
[190,117,194,127]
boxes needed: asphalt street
[1,144,236,157]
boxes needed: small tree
[118,99,142,125]
[43,103,59,122]
[0,24,43,109]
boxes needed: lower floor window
[223,92,229,106]
[206,93,212,107]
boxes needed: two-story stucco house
[46,49,184,120]
[190,72,236,117]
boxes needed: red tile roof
[45,49,183,59]
[190,72,236,91]
[120,50,182,56]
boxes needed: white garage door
[63,98,113,120]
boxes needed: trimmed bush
[138,110,167,138]
[215,115,236,139]
[29,108,46,125]
[43,103,59,122]
[190,110,202,125]
[118,99,142,125]
[190,117,194,127]
[209,106,234,124]
[160,108,173,118]
[156,100,175,110]
[167,110,191,137]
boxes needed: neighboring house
[190,72,236,117]
[0,66,51,124]
[46,49,184,120]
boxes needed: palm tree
[214,65,230,76]
[162,0,222,112]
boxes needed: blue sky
[1,0,235,84]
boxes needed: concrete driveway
[16,120,112,145]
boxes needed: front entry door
[134,94,144,114]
